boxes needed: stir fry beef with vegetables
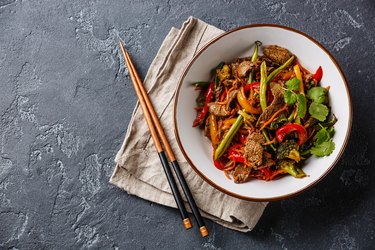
[192,41,336,183]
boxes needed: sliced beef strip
[244,131,266,167]
[208,103,231,117]
[208,90,238,117]
[245,141,263,166]
[263,45,292,65]
[232,59,262,79]
[232,165,251,183]
[226,89,239,103]
[237,61,254,78]
[256,84,285,127]
[248,130,266,143]
[257,56,279,68]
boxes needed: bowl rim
[173,24,353,201]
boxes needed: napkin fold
[110,17,268,232]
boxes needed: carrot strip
[269,169,287,180]
[224,160,236,171]
[216,85,236,105]
[232,148,243,154]
[244,119,255,131]
[259,104,288,131]
[224,170,231,180]
[263,137,276,145]
[282,71,293,81]
[243,161,253,168]
[307,128,316,140]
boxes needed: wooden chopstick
[118,40,192,231]
[119,40,208,237]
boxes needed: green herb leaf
[307,87,327,104]
[216,62,224,69]
[286,77,300,91]
[311,127,336,157]
[296,94,307,118]
[214,75,220,89]
[309,102,329,122]
[314,127,331,144]
[310,140,335,157]
[327,126,335,137]
[284,90,297,105]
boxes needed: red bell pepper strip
[243,81,272,105]
[276,123,308,145]
[228,148,245,163]
[243,82,260,92]
[273,72,283,82]
[313,66,323,82]
[260,167,272,180]
[243,82,272,100]
[214,159,226,170]
[192,79,215,127]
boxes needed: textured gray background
[0,0,374,249]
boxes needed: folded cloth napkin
[110,17,268,232]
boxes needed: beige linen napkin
[110,17,268,232]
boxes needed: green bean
[247,41,262,84]
[261,129,276,151]
[251,41,262,62]
[248,70,255,84]
[214,115,243,160]
[260,61,268,111]
[266,56,295,83]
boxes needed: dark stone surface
[0,0,374,249]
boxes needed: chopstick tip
[118,37,129,60]
[200,226,209,237]
[118,37,127,52]
[183,218,192,230]
[118,38,125,48]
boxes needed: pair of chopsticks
[119,40,208,237]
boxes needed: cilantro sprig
[310,126,335,157]
[283,75,335,157]
[284,77,306,119]
[307,87,330,122]
[307,87,327,104]
[309,102,329,122]
[286,77,300,91]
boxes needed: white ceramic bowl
[174,24,352,201]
